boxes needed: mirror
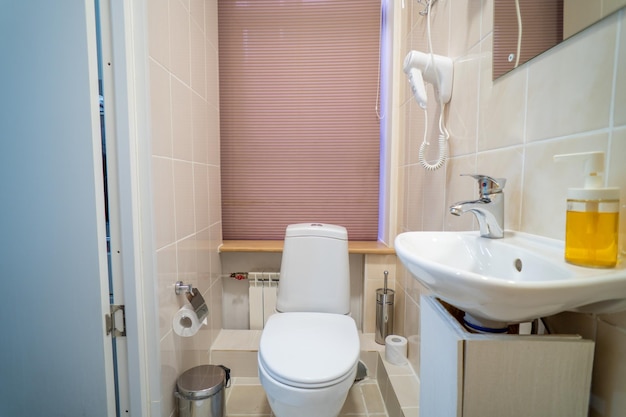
[493,1,626,79]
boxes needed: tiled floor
[212,330,418,416]
[224,376,389,417]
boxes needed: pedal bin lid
[176,365,225,399]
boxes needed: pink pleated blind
[218,0,381,240]
[493,0,563,79]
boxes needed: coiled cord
[417,0,449,171]
[418,104,449,171]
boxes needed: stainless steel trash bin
[176,365,230,417]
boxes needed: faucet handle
[461,174,506,197]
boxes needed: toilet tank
[276,223,350,314]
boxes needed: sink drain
[514,258,523,272]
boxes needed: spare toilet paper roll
[172,304,208,337]
[385,335,408,366]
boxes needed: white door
[0,1,117,415]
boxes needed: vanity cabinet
[420,296,594,417]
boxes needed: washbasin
[395,231,626,329]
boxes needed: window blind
[218,0,381,241]
[493,0,563,79]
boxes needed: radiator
[239,272,280,330]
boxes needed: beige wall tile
[590,320,626,417]
[209,165,222,225]
[206,44,220,108]
[191,94,208,163]
[447,49,480,157]
[608,128,626,256]
[206,0,219,50]
[521,133,609,239]
[193,164,209,231]
[476,146,524,231]
[171,78,193,161]
[404,301,420,374]
[211,351,259,378]
[420,168,447,230]
[603,0,626,17]
[397,5,626,412]
[614,8,626,127]
[189,0,204,32]
[394,286,407,345]
[152,157,176,248]
[196,228,211,288]
[563,0,603,39]
[177,234,198,284]
[362,382,387,414]
[149,61,173,158]
[544,311,597,340]
[599,310,626,331]
[226,385,272,415]
[389,375,420,408]
[148,2,223,414]
[169,0,191,84]
[477,35,526,151]
[147,0,170,69]
[173,160,196,239]
[207,105,221,166]
[405,98,424,166]
[444,155,477,232]
[364,255,398,334]
[406,164,424,231]
[190,22,206,99]
[209,222,223,285]
[449,0,483,57]
[159,331,179,416]
[209,279,223,346]
[157,245,178,340]
[480,0,493,38]
[526,14,617,142]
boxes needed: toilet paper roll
[385,335,408,366]
[172,304,208,337]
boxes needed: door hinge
[106,304,126,337]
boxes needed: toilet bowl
[258,312,360,417]
[257,223,359,417]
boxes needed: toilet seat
[259,312,360,389]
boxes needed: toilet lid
[259,312,360,388]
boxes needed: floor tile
[225,377,389,417]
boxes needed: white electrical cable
[375,0,385,120]
[418,0,449,171]
[514,0,522,68]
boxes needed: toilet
[258,223,360,417]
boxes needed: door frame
[104,1,161,415]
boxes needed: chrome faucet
[449,174,506,239]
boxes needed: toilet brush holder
[375,271,395,344]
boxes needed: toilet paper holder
[175,281,193,295]
[175,281,209,324]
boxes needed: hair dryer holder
[403,50,453,109]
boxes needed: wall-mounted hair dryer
[403,50,453,108]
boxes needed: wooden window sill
[219,240,395,255]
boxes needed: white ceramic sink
[395,231,626,327]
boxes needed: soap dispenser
[553,151,620,268]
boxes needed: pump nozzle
[553,151,605,189]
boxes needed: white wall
[395,2,626,416]
[145,1,223,415]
